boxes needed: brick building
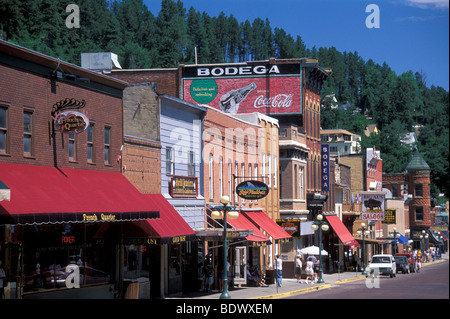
[0,40,194,299]
[383,150,433,249]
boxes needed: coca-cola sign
[254,94,294,109]
[182,73,301,115]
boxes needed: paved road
[283,259,449,299]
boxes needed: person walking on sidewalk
[305,258,315,284]
[296,255,303,283]
[275,255,283,287]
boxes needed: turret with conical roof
[407,150,432,232]
[406,150,430,172]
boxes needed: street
[283,260,449,299]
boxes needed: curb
[250,275,367,299]
[334,275,367,284]
[250,284,333,299]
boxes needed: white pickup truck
[368,254,397,278]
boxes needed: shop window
[0,106,8,153]
[22,224,113,293]
[24,110,33,156]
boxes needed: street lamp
[311,214,329,283]
[419,230,428,253]
[357,222,370,276]
[211,195,239,299]
[391,227,401,255]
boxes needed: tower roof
[406,150,430,171]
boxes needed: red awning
[95,194,196,244]
[325,215,359,249]
[0,163,160,225]
[243,211,292,242]
[226,213,271,245]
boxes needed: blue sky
[145,0,449,90]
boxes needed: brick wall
[111,69,180,97]
[0,64,123,172]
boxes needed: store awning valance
[95,194,196,245]
[0,163,159,225]
[242,210,292,243]
[226,213,271,246]
[325,214,359,249]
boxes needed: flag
[439,193,445,197]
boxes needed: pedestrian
[274,255,283,287]
[295,255,303,283]
[307,254,318,282]
[431,249,435,262]
[305,258,315,284]
[417,255,422,273]
[0,260,5,299]
[202,256,213,292]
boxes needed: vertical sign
[321,144,330,191]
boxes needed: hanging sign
[54,110,90,133]
[236,180,269,200]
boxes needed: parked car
[368,254,396,278]
[395,253,416,273]
[394,255,410,274]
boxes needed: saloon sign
[361,193,385,220]
[236,180,269,200]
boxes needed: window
[228,160,232,197]
[87,124,94,163]
[166,147,175,175]
[299,166,304,200]
[0,106,8,153]
[24,111,33,156]
[241,163,245,182]
[415,184,423,197]
[273,156,277,188]
[391,184,398,197]
[268,155,272,187]
[219,156,223,198]
[68,132,76,161]
[188,151,195,176]
[104,127,111,165]
[235,161,238,202]
[209,154,214,200]
[279,128,287,137]
[415,206,424,221]
[262,153,266,184]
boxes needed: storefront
[0,163,196,299]
[324,214,359,273]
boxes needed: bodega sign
[321,144,330,191]
[236,180,269,200]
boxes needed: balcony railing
[342,203,362,213]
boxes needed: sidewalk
[175,253,448,299]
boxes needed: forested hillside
[0,0,448,199]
